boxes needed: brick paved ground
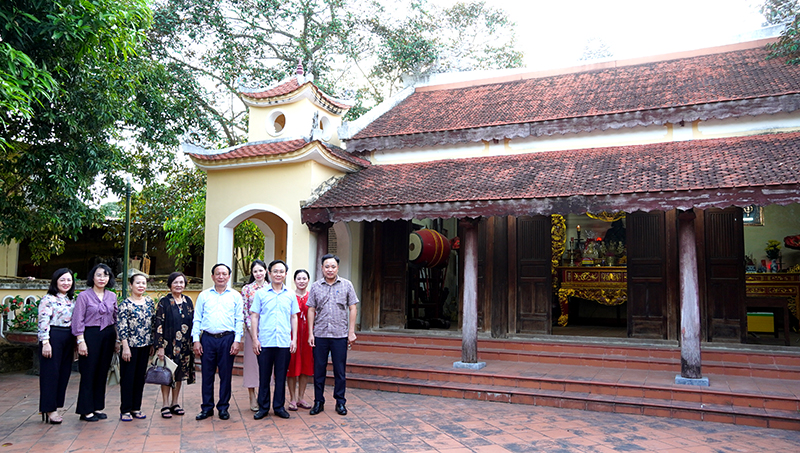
[1,371,798,452]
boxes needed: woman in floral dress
[241,259,268,411]
[37,268,76,424]
[117,272,155,421]
[154,272,194,418]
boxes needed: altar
[556,266,627,327]
[557,266,800,331]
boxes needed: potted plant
[3,296,40,345]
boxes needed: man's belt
[203,331,234,338]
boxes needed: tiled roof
[306,132,800,210]
[187,138,370,167]
[353,47,800,140]
[242,77,352,110]
[244,78,302,99]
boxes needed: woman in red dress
[286,269,313,410]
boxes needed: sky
[465,0,767,69]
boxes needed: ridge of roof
[239,75,354,110]
[416,38,778,93]
[186,137,370,168]
[350,44,800,143]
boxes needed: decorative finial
[296,58,304,76]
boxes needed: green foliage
[103,166,207,250]
[364,1,523,102]
[0,0,202,263]
[234,220,265,280]
[762,0,800,64]
[761,0,798,24]
[162,171,208,271]
[160,171,265,273]
[147,0,522,142]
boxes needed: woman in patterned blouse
[241,259,268,411]
[154,272,194,418]
[37,268,76,424]
[117,272,155,421]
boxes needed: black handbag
[145,357,173,386]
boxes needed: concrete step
[353,332,800,379]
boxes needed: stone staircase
[337,332,800,430]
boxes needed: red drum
[409,229,451,268]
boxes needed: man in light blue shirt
[249,260,299,420]
[192,263,244,421]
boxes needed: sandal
[120,413,133,422]
[160,407,173,418]
[132,411,146,419]
[297,400,312,409]
[169,405,185,416]
[288,401,298,411]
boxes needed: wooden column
[308,222,331,280]
[677,210,707,385]
[455,218,484,369]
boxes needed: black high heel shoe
[41,412,63,424]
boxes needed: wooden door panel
[703,208,745,342]
[627,211,668,339]
[379,221,409,327]
[516,216,551,334]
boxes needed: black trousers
[119,345,150,413]
[76,326,116,415]
[39,326,75,413]
[256,347,290,410]
[312,337,347,405]
[199,332,235,412]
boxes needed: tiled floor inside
[1,370,799,452]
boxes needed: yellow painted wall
[248,94,344,146]
[0,242,19,277]
[202,159,345,287]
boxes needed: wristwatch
[76,339,85,345]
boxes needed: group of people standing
[193,254,358,421]
[38,264,197,423]
[36,253,359,424]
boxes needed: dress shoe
[335,403,347,416]
[195,410,213,420]
[253,409,269,420]
[309,402,324,415]
[218,410,230,420]
[273,407,290,419]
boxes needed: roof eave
[301,184,800,224]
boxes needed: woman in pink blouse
[37,268,76,424]
[72,263,118,422]
[241,260,268,411]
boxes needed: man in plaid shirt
[306,254,359,416]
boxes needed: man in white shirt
[193,263,243,420]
